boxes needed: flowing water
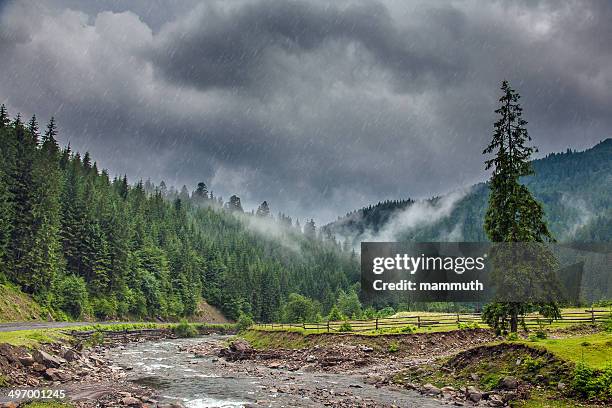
[105,336,446,407]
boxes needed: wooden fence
[255,309,611,333]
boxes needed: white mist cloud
[357,188,470,243]
[560,194,594,238]
[232,212,303,254]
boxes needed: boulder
[0,344,21,365]
[300,363,317,372]
[363,375,384,385]
[404,383,418,391]
[44,368,72,382]
[488,394,504,407]
[63,349,81,362]
[121,396,142,406]
[230,339,252,353]
[32,362,47,372]
[466,386,482,403]
[218,340,253,361]
[18,355,35,367]
[32,350,64,368]
[499,376,518,390]
[305,355,316,363]
[422,383,441,395]
[557,381,566,391]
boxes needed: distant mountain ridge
[325,138,612,243]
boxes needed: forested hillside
[0,106,358,322]
[326,138,612,243]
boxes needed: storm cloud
[0,0,610,223]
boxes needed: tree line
[0,105,358,322]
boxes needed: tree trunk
[510,310,519,333]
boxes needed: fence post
[417,316,421,328]
[327,320,330,333]
[375,318,379,330]
[457,313,460,324]
[591,307,595,325]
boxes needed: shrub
[173,319,198,338]
[534,330,547,339]
[401,324,417,333]
[236,314,254,332]
[388,342,399,353]
[54,274,89,319]
[522,356,544,371]
[91,297,117,320]
[604,313,612,333]
[327,305,345,322]
[506,332,519,341]
[458,321,481,330]
[281,293,320,323]
[377,306,395,318]
[338,321,352,332]
[85,331,105,347]
[362,307,377,320]
[571,362,612,400]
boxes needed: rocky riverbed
[0,340,160,407]
[0,328,501,407]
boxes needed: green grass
[21,402,73,408]
[0,328,69,346]
[253,322,485,336]
[241,329,310,349]
[517,333,612,369]
[0,283,45,322]
[0,322,238,348]
[511,390,602,407]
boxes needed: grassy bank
[0,322,237,347]
[393,331,612,407]
[517,332,612,369]
[0,283,46,322]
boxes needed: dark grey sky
[0,0,610,223]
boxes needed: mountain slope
[325,138,612,243]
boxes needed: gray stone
[18,355,35,366]
[364,375,384,385]
[122,396,142,406]
[33,350,64,368]
[488,394,504,407]
[422,383,441,395]
[466,386,482,403]
[500,376,518,390]
[63,349,80,362]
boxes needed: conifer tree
[194,182,208,201]
[482,81,560,333]
[256,201,270,217]
[7,114,48,292]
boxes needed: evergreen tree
[0,105,10,129]
[256,201,270,217]
[194,182,208,201]
[304,219,316,239]
[227,195,243,212]
[482,81,560,333]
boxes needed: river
[105,336,447,407]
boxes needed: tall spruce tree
[482,80,561,333]
[256,201,270,217]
